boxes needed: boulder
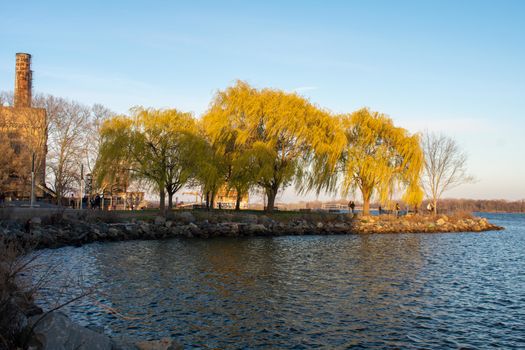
[0,298,27,346]
[436,218,446,226]
[107,227,120,238]
[257,215,274,226]
[154,216,166,226]
[246,223,268,234]
[30,217,42,226]
[135,337,183,350]
[140,223,151,234]
[188,222,201,235]
[172,212,195,224]
[27,312,113,350]
[239,214,258,224]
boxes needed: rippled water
[31,213,525,348]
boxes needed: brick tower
[14,53,32,108]
[0,53,47,199]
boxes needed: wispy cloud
[292,86,318,93]
[39,67,154,91]
[400,117,493,134]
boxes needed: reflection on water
[33,213,525,348]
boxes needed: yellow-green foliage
[340,108,424,214]
[95,107,201,210]
[95,83,425,213]
[202,81,345,210]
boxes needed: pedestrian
[395,203,400,217]
[348,201,355,214]
[24,218,32,234]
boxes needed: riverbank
[0,210,503,250]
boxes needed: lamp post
[79,164,84,210]
[30,153,35,207]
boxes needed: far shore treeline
[96,80,433,214]
[1,81,480,214]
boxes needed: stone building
[0,53,47,199]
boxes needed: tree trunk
[361,188,371,215]
[362,199,370,216]
[167,190,174,209]
[159,188,166,215]
[432,198,438,216]
[235,190,242,211]
[266,188,277,212]
[210,191,215,209]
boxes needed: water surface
[33,213,525,348]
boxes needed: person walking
[395,203,400,217]
[347,201,355,214]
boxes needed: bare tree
[84,104,114,175]
[0,92,13,108]
[33,95,91,205]
[421,132,474,214]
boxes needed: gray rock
[257,215,274,226]
[30,217,42,226]
[172,211,195,224]
[246,223,267,234]
[0,298,27,344]
[188,222,201,235]
[135,337,183,350]
[239,214,258,224]
[28,311,113,350]
[108,227,120,237]
[154,216,166,226]
[140,223,151,234]
[169,226,182,236]
[333,223,349,231]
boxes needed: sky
[1,0,524,202]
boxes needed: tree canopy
[202,81,345,211]
[339,108,424,215]
[96,107,201,212]
[88,84,468,216]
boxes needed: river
[31,213,525,348]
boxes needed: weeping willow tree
[191,125,229,209]
[95,107,201,212]
[340,108,424,215]
[203,81,345,211]
[200,88,250,210]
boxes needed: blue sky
[1,0,524,201]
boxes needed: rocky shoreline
[1,211,504,250]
